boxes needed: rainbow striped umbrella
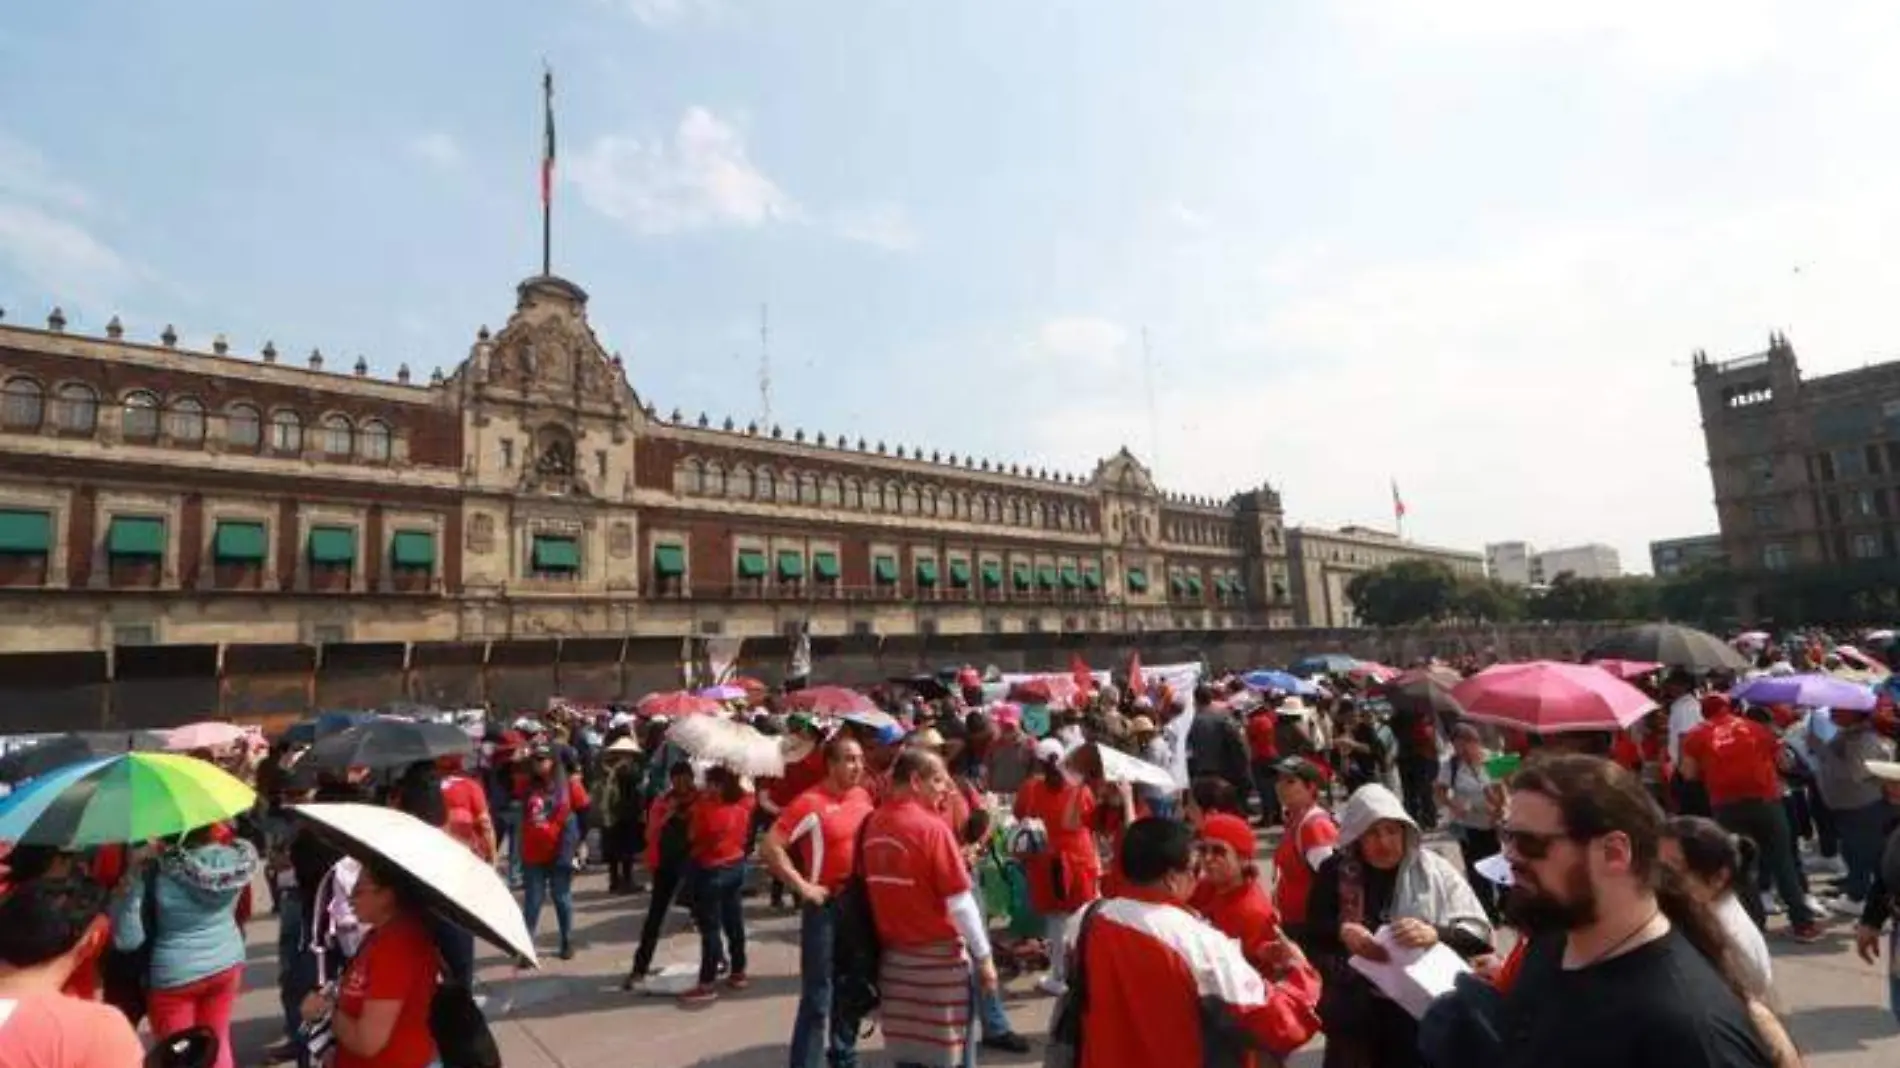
[0,752,256,848]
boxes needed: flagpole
[541,64,554,277]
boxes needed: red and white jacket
[1076,887,1322,1068]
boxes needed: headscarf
[1335,784,1491,946]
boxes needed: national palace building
[0,273,1481,652]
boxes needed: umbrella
[1243,670,1317,696]
[666,716,785,777]
[1289,653,1358,677]
[292,802,537,966]
[1007,676,1084,711]
[164,722,250,752]
[0,731,168,785]
[1832,646,1890,676]
[1591,659,1665,681]
[1450,661,1658,735]
[1732,673,1876,712]
[784,686,879,717]
[1865,629,1895,645]
[1384,666,1467,723]
[1734,630,1771,647]
[637,691,723,719]
[301,719,474,772]
[0,752,255,848]
[888,675,953,701]
[1348,662,1401,684]
[1067,742,1177,790]
[838,707,900,733]
[695,684,749,702]
[280,711,374,747]
[1584,624,1748,673]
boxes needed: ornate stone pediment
[457,275,633,414]
[1089,446,1157,497]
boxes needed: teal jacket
[113,839,258,990]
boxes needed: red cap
[1700,693,1733,719]
[1198,814,1256,861]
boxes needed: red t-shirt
[690,793,757,868]
[519,784,572,867]
[863,797,972,948]
[773,783,875,892]
[644,793,685,872]
[335,914,439,1068]
[1014,777,1099,873]
[0,993,145,1068]
[1681,712,1782,806]
[1272,806,1338,925]
[1195,878,1282,972]
[440,774,492,858]
[1245,715,1280,763]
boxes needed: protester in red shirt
[625,761,697,990]
[1013,739,1100,996]
[436,755,496,862]
[1072,818,1321,1068]
[312,857,439,1068]
[1246,709,1283,827]
[518,747,583,960]
[758,719,828,910]
[862,749,1000,1067]
[680,767,756,1004]
[1680,694,1822,941]
[1270,758,1338,950]
[1193,814,1283,974]
[1094,779,1149,900]
[1610,713,1674,811]
[760,735,875,1067]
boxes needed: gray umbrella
[1584,623,1749,674]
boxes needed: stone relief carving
[466,512,495,554]
[608,521,634,559]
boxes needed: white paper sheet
[1346,925,1472,1019]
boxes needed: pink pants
[146,965,242,1068]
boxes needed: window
[313,625,348,645]
[359,420,391,461]
[759,468,776,502]
[707,464,726,496]
[270,410,303,452]
[1815,451,1836,482]
[500,438,514,468]
[1869,443,1887,476]
[699,620,725,636]
[320,415,353,457]
[120,392,160,440]
[55,384,97,433]
[168,398,205,443]
[1852,533,1882,559]
[1836,448,1867,479]
[1762,542,1793,571]
[111,624,156,647]
[1855,490,1877,518]
[1,378,42,429]
[1750,502,1780,529]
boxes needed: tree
[1449,577,1526,623]
[1346,559,1460,626]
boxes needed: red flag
[1128,650,1146,696]
[1391,478,1407,521]
[540,67,556,206]
[1070,654,1094,694]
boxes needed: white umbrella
[293,802,538,967]
[1074,742,1177,791]
[666,716,786,778]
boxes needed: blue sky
[7,1,1900,573]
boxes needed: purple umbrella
[1732,673,1877,712]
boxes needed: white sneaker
[1803,855,1847,877]
[1035,975,1068,997]
[1760,892,1785,915]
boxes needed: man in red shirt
[1269,757,1338,951]
[861,749,1000,1067]
[1680,693,1822,941]
[1073,818,1321,1068]
[1245,707,1281,827]
[759,735,875,1068]
[758,718,828,911]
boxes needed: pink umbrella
[1451,661,1658,735]
[783,685,879,717]
[1590,658,1665,681]
[164,721,250,751]
[1348,662,1400,683]
[637,691,723,719]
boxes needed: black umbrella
[1584,623,1749,674]
[0,730,168,785]
[1383,666,1467,742]
[301,719,473,772]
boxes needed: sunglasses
[1498,826,1572,860]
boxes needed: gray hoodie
[1812,718,1895,811]
[1336,784,1493,948]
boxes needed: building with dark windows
[1650,534,1725,578]
[0,275,1334,652]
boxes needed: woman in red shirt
[1192,813,1283,975]
[518,748,585,960]
[311,857,439,1068]
[680,766,755,1004]
[1012,741,1098,997]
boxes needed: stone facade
[1287,525,1486,628]
[0,275,1306,652]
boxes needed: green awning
[949,560,972,588]
[533,535,581,572]
[1012,564,1032,590]
[736,549,767,579]
[1170,574,1187,595]
[107,516,165,558]
[392,530,436,569]
[981,562,1002,589]
[1037,566,1057,589]
[873,556,898,583]
[1059,565,1080,589]
[1214,576,1232,595]
[1126,568,1148,592]
[307,526,356,565]
[653,543,686,577]
[0,509,51,554]
[813,551,840,580]
[1186,575,1204,596]
[1082,568,1101,590]
[916,559,939,586]
[212,521,267,562]
[778,550,805,579]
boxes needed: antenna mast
[759,303,772,429]
[1141,326,1161,476]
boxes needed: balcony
[646,581,1112,607]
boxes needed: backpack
[831,817,882,1027]
[100,862,161,1025]
[430,952,501,1068]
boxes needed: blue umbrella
[1732,673,1876,712]
[1289,653,1359,678]
[1243,670,1317,696]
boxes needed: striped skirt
[879,940,973,1068]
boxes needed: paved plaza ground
[219,834,1900,1068]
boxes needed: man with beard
[1496,754,1778,1068]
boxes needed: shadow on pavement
[1784,1004,1900,1055]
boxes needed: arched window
[759,468,776,501]
[121,391,160,440]
[1010,499,1023,526]
[320,414,353,457]
[848,479,863,509]
[903,487,919,515]
[359,419,391,461]
[821,476,840,507]
[887,483,902,512]
[270,410,303,452]
[801,473,819,505]
[227,404,261,449]
[168,397,205,443]
[689,459,707,495]
[1,377,43,429]
[706,462,726,497]
[732,466,753,499]
[55,384,97,433]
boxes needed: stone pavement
[220,858,1900,1068]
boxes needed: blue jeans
[694,862,748,985]
[521,864,573,947]
[276,891,314,1041]
[502,802,524,888]
[1834,800,1891,901]
[972,893,1014,1041]
[789,900,860,1068]
[1889,928,1900,1027]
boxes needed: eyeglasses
[1498,826,1572,860]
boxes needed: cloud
[1031,317,1131,371]
[568,107,799,234]
[407,132,463,170]
[0,133,90,211]
[0,132,136,308]
[602,0,732,28]
[833,203,917,251]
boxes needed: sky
[8,2,1900,574]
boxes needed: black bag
[1042,899,1107,1068]
[430,973,502,1068]
[101,862,162,1026]
[831,817,882,1026]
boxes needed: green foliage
[1346,561,1525,625]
